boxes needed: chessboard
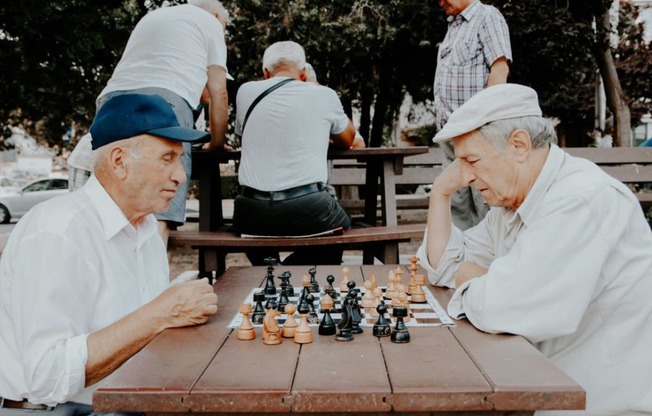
[228,286,455,329]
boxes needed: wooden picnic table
[94,264,585,415]
[190,146,430,231]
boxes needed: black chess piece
[251,291,266,324]
[390,305,410,343]
[318,306,336,336]
[372,304,391,337]
[349,289,363,334]
[324,274,338,299]
[335,296,354,342]
[280,271,294,296]
[305,293,320,324]
[277,284,290,313]
[308,266,320,293]
[263,258,277,295]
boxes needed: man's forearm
[85,302,163,386]
[425,191,454,269]
[487,57,509,86]
[208,90,228,150]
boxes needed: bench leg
[380,242,399,264]
[198,249,227,284]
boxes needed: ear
[508,129,532,162]
[263,68,272,79]
[108,146,129,180]
[299,68,307,82]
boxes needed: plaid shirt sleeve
[479,6,512,67]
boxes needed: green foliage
[0,0,650,150]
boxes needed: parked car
[0,177,69,224]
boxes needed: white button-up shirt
[418,145,652,415]
[0,175,168,406]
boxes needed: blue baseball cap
[90,94,211,150]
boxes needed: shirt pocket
[450,37,482,67]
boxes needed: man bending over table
[417,84,652,415]
[233,40,357,266]
[0,94,218,415]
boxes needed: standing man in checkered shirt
[433,0,512,230]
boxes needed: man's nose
[172,160,187,185]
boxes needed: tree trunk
[370,60,392,148]
[593,7,632,147]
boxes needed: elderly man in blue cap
[418,83,652,415]
[0,94,218,415]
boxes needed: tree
[1,0,650,150]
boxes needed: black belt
[0,398,54,411]
[240,183,324,202]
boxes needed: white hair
[479,116,557,151]
[188,0,231,25]
[262,41,306,74]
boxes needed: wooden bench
[330,147,444,215]
[331,146,652,212]
[169,223,425,282]
[169,146,651,280]
[565,147,652,207]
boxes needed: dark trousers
[233,188,351,265]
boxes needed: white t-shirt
[0,176,168,405]
[235,77,350,191]
[417,145,652,415]
[99,4,227,108]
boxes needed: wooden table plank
[291,335,391,412]
[382,328,492,412]
[450,319,585,411]
[94,266,265,412]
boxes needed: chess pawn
[390,305,410,343]
[318,293,337,336]
[294,299,313,344]
[393,266,404,286]
[237,303,256,340]
[299,274,311,303]
[396,291,411,323]
[339,266,350,292]
[385,271,397,300]
[392,283,406,307]
[281,303,298,338]
[361,280,375,308]
[324,274,338,299]
[410,274,427,303]
[262,300,282,345]
[372,304,391,337]
[368,287,384,318]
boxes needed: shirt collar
[513,144,564,227]
[449,0,481,23]
[81,175,159,242]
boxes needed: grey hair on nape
[188,0,231,25]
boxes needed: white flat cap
[433,84,542,142]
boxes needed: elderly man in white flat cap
[417,83,652,415]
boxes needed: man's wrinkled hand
[156,278,218,329]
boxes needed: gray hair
[479,116,557,151]
[262,41,306,74]
[188,0,231,25]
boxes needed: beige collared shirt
[418,144,652,415]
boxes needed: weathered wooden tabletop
[94,264,584,415]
